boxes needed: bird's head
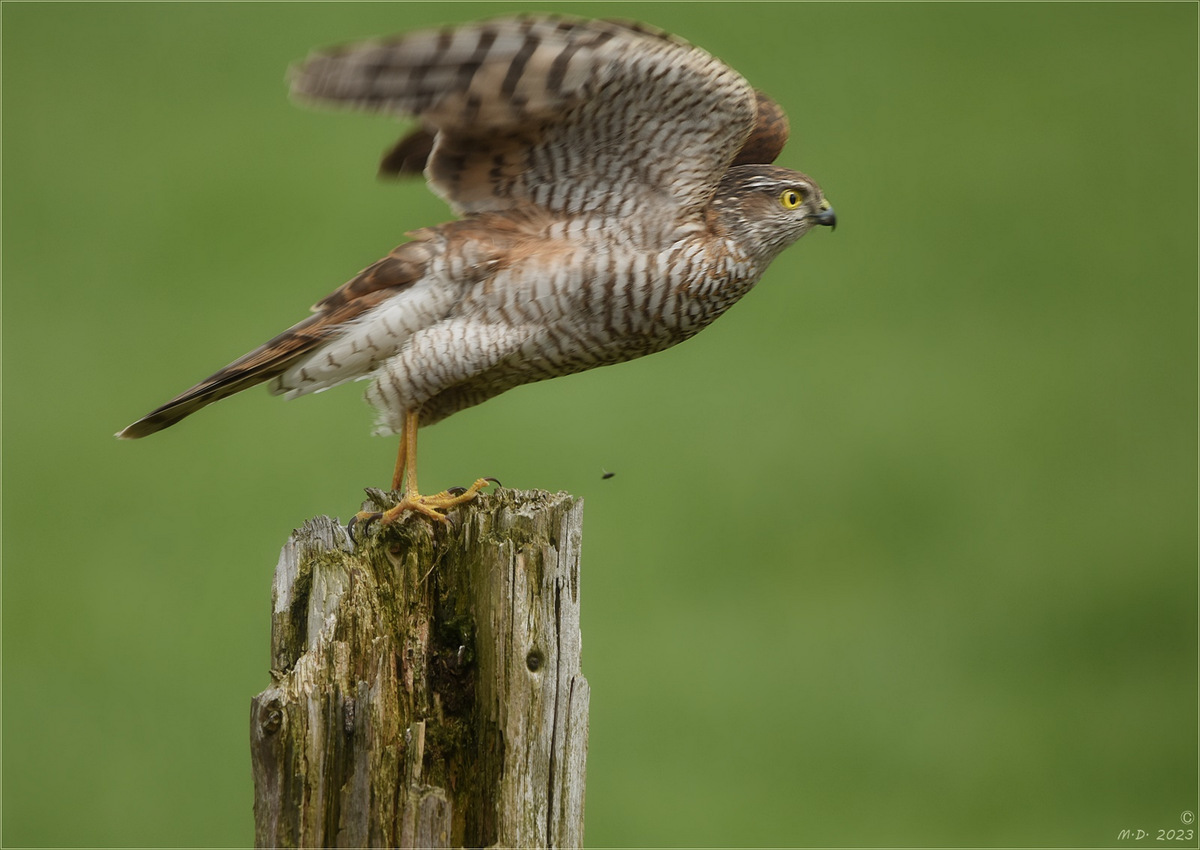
[711,164,835,260]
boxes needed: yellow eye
[780,189,804,210]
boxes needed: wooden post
[250,488,589,848]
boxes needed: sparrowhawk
[118,15,837,524]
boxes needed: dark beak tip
[817,208,837,230]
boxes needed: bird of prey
[118,15,836,525]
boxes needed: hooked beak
[811,202,837,230]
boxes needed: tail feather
[115,318,328,439]
[117,238,435,440]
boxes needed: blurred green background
[4,2,1195,847]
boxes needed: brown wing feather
[731,90,790,166]
[290,15,757,219]
[379,126,435,177]
[117,240,431,439]
[378,90,788,180]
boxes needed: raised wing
[379,88,791,178]
[289,16,759,223]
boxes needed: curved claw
[348,510,383,539]
[447,477,501,497]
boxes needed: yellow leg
[356,410,492,528]
[390,415,409,492]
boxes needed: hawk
[118,16,836,525]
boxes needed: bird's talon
[349,510,383,538]
[365,478,496,525]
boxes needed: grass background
[3,2,1196,847]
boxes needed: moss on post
[250,489,589,848]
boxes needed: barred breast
[363,224,763,433]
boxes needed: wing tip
[379,128,435,178]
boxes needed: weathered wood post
[250,488,589,848]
